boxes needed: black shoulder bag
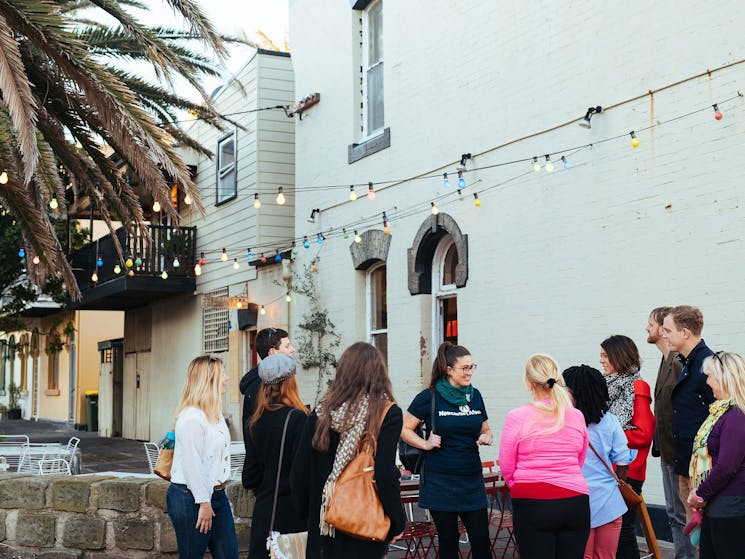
[398,388,436,474]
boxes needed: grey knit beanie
[258,353,297,385]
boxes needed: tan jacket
[653,351,682,465]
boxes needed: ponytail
[429,341,471,387]
[524,354,573,434]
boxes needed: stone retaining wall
[0,473,254,558]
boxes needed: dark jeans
[512,494,590,559]
[430,508,490,559]
[700,513,745,559]
[167,483,239,559]
[616,477,643,559]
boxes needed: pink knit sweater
[499,402,589,495]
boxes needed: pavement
[0,418,676,558]
[0,418,149,474]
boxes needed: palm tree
[0,0,241,298]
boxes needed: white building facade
[287,0,745,506]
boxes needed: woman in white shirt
[167,355,238,559]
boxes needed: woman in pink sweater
[499,354,590,559]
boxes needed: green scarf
[435,378,474,406]
[689,398,734,490]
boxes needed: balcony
[67,225,197,311]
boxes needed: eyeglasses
[456,364,478,372]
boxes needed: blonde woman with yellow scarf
[687,351,745,559]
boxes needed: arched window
[432,238,458,345]
[367,262,388,362]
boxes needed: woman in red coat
[600,334,656,559]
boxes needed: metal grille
[203,288,229,353]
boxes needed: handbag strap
[429,387,436,435]
[269,408,295,534]
[587,440,621,483]
[362,401,394,456]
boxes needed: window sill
[45,389,61,397]
[215,193,237,207]
[348,127,390,163]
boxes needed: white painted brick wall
[288,0,745,504]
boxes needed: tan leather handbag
[154,449,174,481]
[323,401,394,541]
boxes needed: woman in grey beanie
[243,353,309,559]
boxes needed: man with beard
[648,307,696,559]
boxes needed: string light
[152,200,161,212]
[113,264,121,274]
[161,270,168,279]
[383,220,390,235]
[253,193,261,209]
[91,271,98,282]
[303,236,310,249]
[285,292,292,303]
[32,255,40,265]
[532,157,541,172]
[194,263,202,276]
[128,269,134,277]
[184,193,193,205]
[343,228,349,239]
[354,230,362,243]
[457,189,464,202]
[630,131,640,148]
[291,241,298,255]
[311,259,319,272]
[349,186,357,201]
[561,156,571,169]
[276,187,286,205]
[316,233,324,245]
[259,305,266,315]
[233,258,240,270]
[443,173,450,188]
[246,248,254,260]
[125,258,134,268]
[173,257,180,268]
[275,250,282,262]
[431,202,439,215]
[0,171,7,184]
[49,197,58,210]
[261,253,267,264]
[544,155,554,172]
[221,248,228,262]
[199,252,206,266]
[473,192,481,207]
[96,257,103,267]
[713,104,723,120]
[135,257,142,266]
[458,170,466,189]
[367,182,376,200]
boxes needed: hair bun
[546,378,557,388]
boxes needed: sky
[133,0,290,96]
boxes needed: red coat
[625,379,656,482]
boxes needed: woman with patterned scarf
[599,334,655,559]
[687,351,745,559]
[290,342,405,559]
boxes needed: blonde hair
[525,354,574,434]
[702,352,745,414]
[174,355,225,423]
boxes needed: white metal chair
[38,457,72,475]
[17,443,52,474]
[144,442,160,475]
[0,434,30,472]
[229,441,245,481]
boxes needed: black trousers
[511,494,590,559]
[700,513,745,559]
[430,508,491,559]
[616,477,643,559]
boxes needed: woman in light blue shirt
[564,365,633,559]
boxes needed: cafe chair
[487,461,519,559]
[143,442,160,475]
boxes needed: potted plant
[7,381,22,420]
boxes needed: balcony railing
[70,225,197,290]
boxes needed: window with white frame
[367,263,388,362]
[216,131,237,204]
[433,237,458,345]
[203,288,230,353]
[362,0,384,136]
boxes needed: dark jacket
[243,406,308,559]
[671,339,716,475]
[290,405,406,559]
[654,351,683,465]
[239,366,261,441]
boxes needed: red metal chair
[487,462,519,559]
[391,486,438,559]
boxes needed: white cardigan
[170,407,231,503]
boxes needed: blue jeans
[167,483,238,559]
[661,461,697,559]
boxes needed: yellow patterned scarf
[689,398,734,490]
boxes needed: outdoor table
[3,443,82,474]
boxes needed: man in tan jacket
[647,307,695,559]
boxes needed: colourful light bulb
[561,156,571,169]
[443,173,450,188]
[49,197,58,210]
[173,257,180,268]
[458,171,466,189]
[349,186,357,201]
[113,264,121,274]
[275,253,282,262]
[194,263,202,276]
[125,258,134,268]
[367,182,376,200]
[630,131,640,148]
[96,257,103,267]
[32,255,40,265]
[303,237,310,249]
[161,270,168,279]
[316,234,323,245]
[713,104,723,120]
[473,193,481,207]
[354,231,362,243]
[135,257,142,266]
